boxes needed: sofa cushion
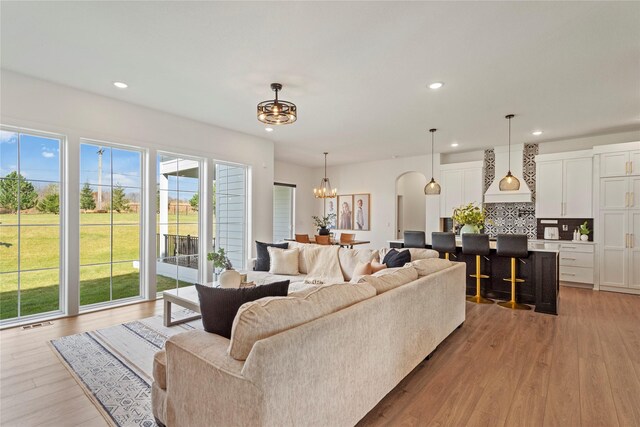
[255,241,289,271]
[359,265,419,294]
[268,247,299,275]
[153,349,167,390]
[338,248,379,281]
[410,258,456,276]
[371,260,387,273]
[382,248,411,268]
[229,282,376,360]
[286,241,320,274]
[196,280,290,338]
[380,247,439,261]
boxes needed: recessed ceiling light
[428,82,444,90]
[451,143,459,147]
[532,130,543,136]
[265,127,274,132]
[113,81,128,89]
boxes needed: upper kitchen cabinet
[535,151,593,218]
[439,161,483,218]
[599,149,640,177]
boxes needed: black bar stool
[496,234,531,310]
[404,231,426,248]
[432,232,456,260]
[462,234,493,304]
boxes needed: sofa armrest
[164,330,263,426]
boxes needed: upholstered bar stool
[496,234,531,310]
[404,231,426,248]
[462,233,494,304]
[431,232,457,260]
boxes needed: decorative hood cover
[484,144,532,203]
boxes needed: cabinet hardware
[626,161,631,175]
[561,257,577,261]
[562,246,576,249]
[561,273,576,276]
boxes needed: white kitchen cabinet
[559,243,595,284]
[600,210,628,289]
[599,150,640,177]
[535,151,592,218]
[629,210,640,289]
[600,177,629,209]
[439,161,483,218]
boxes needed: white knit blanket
[303,245,344,284]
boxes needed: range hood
[484,144,532,203]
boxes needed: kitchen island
[389,239,559,314]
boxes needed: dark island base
[390,243,559,315]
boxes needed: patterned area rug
[50,309,202,427]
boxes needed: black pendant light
[424,128,441,195]
[499,114,521,191]
[257,83,297,125]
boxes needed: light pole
[97,148,104,210]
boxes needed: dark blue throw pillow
[255,241,288,271]
[196,280,290,338]
[382,248,411,268]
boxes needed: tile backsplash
[536,218,594,241]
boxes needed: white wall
[311,155,441,249]
[274,161,315,236]
[396,172,427,233]
[537,130,640,154]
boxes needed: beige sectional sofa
[152,246,465,427]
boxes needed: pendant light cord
[431,132,434,177]
[508,116,511,172]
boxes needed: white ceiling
[1,1,639,167]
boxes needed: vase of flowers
[452,203,486,234]
[312,213,336,236]
[207,247,240,287]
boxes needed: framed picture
[337,195,354,230]
[353,194,370,231]
[324,198,338,229]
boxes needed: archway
[395,171,427,239]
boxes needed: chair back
[461,233,490,256]
[432,232,456,254]
[339,233,355,244]
[314,235,331,245]
[403,230,426,248]
[496,234,529,258]
[295,234,310,243]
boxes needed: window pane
[0,272,18,320]
[112,262,139,300]
[21,226,59,270]
[19,134,60,182]
[79,264,111,306]
[113,225,139,262]
[156,258,177,292]
[214,163,247,270]
[80,144,111,186]
[0,226,18,273]
[273,185,294,242]
[112,189,140,224]
[0,177,19,214]
[20,269,59,317]
[0,130,18,176]
[112,148,141,188]
[80,225,111,265]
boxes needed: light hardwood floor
[1,286,639,427]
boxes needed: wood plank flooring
[1,286,639,427]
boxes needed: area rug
[49,309,202,427]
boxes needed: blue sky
[1,130,60,182]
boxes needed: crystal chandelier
[424,128,442,195]
[257,83,297,125]
[313,152,337,198]
[499,114,521,191]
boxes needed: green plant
[80,182,96,210]
[312,213,336,229]
[37,193,60,214]
[452,203,486,227]
[207,247,232,270]
[579,221,591,236]
[189,193,199,211]
[111,185,130,213]
[0,172,38,212]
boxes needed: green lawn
[0,212,199,320]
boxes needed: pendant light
[257,83,297,125]
[499,114,521,191]
[424,128,441,195]
[313,152,337,198]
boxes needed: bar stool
[431,232,457,260]
[496,234,531,310]
[462,234,493,304]
[404,231,426,248]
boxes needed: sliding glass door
[0,128,63,322]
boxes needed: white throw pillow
[267,247,299,275]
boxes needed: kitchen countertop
[388,238,561,253]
